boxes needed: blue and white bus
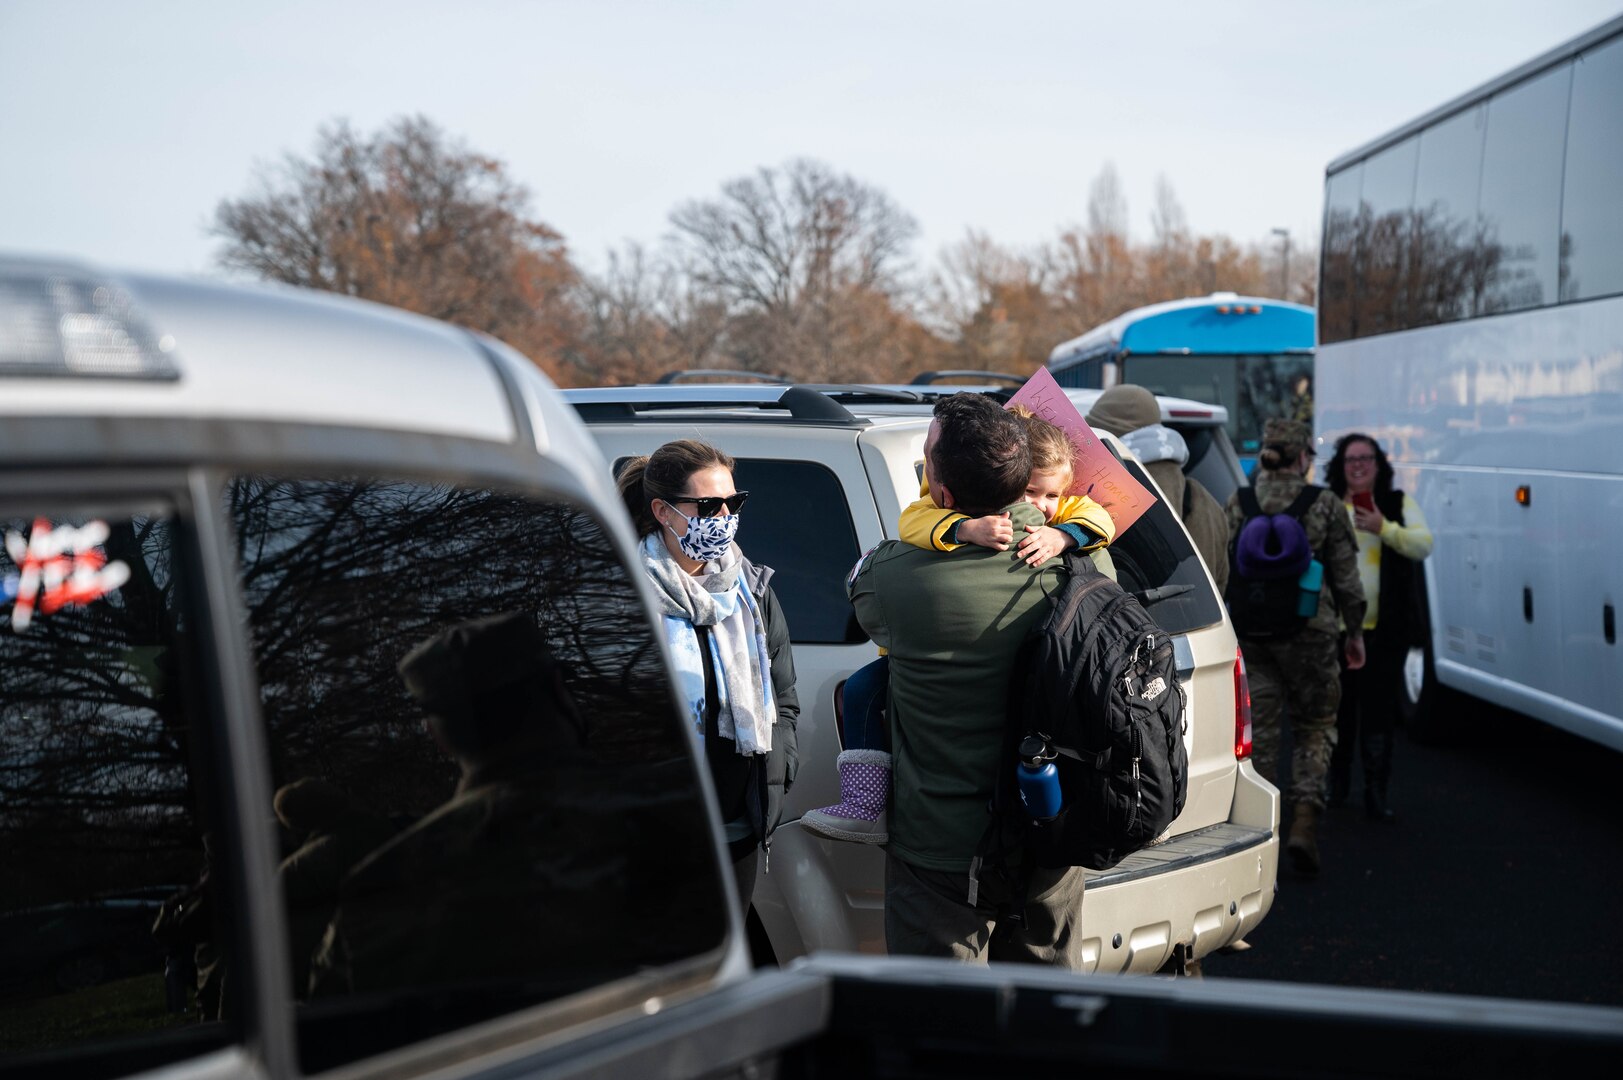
[1316,14,1623,749]
[1048,293,1316,465]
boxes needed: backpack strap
[1282,484,1323,521]
[1237,486,1262,518]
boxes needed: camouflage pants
[1245,630,1341,811]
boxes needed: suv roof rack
[908,369,1027,387]
[653,368,789,385]
[566,384,865,425]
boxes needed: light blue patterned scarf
[640,534,775,755]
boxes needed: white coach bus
[1315,14,1623,750]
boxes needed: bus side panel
[1318,297,1623,745]
[1555,474,1623,721]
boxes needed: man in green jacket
[848,393,1084,967]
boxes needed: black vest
[1373,488,1427,646]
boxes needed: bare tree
[567,243,730,385]
[212,116,580,378]
[667,159,922,381]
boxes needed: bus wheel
[1401,641,1464,744]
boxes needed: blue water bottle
[1017,734,1062,822]
[1297,559,1324,618]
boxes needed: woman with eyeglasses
[616,439,799,908]
[1325,434,1433,823]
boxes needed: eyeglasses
[1343,454,1377,465]
[669,491,750,517]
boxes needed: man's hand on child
[1016,525,1076,566]
[958,513,1014,551]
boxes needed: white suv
[567,383,1279,974]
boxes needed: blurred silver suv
[0,256,761,1079]
[567,382,1279,974]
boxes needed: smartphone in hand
[1352,492,1375,512]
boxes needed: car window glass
[1560,36,1623,303]
[1,505,234,1078]
[726,460,866,645]
[1108,462,1226,633]
[223,477,726,1074]
[1477,62,1572,314]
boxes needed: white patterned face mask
[662,505,740,562]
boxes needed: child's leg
[804,656,891,844]
[840,656,889,752]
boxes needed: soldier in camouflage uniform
[1226,419,1366,876]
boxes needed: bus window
[1478,62,1572,314]
[1411,104,1487,327]
[1319,166,1363,344]
[1123,354,1313,455]
[1357,136,1419,336]
[1560,36,1623,303]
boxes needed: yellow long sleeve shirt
[898,477,1116,553]
[1346,492,1433,631]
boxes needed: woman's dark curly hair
[1325,432,1395,498]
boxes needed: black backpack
[1225,485,1321,641]
[973,553,1189,893]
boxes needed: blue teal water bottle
[1297,559,1324,618]
[1017,734,1062,822]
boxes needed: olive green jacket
[848,500,1062,872]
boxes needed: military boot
[1286,803,1321,876]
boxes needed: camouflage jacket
[1226,469,1366,638]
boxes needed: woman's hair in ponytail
[615,439,736,537]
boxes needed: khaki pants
[884,852,1086,968]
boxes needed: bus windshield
[1122,353,1314,456]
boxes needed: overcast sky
[3,0,1619,280]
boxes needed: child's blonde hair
[1008,405,1077,482]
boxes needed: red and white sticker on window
[1,518,132,632]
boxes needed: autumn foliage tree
[212,116,579,378]
[212,119,1315,388]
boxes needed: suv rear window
[1108,461,1226,634]
[729,459,865,645]
[223,477,727,1072]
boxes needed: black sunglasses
[668,491,750,518]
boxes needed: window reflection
[1318,166,1363,344]
[0,509,232,1075]
[1410,105,1487,326]
[1560,36,1623,303]
[1477,63,1571,314]
[223,478,725,1073]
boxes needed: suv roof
[3,257,516,440]
[0,256,614,488]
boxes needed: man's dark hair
[930,393,1032,516]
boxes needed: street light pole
[1271,227,1291,300]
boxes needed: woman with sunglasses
[617,440,799,908]
[1325,433,1433,823]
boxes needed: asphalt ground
[1202,704,1623,1005]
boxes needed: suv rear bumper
[753,762,1278,972]
[1079,820,1275,973]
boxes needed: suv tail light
[1234,646,1253,759]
